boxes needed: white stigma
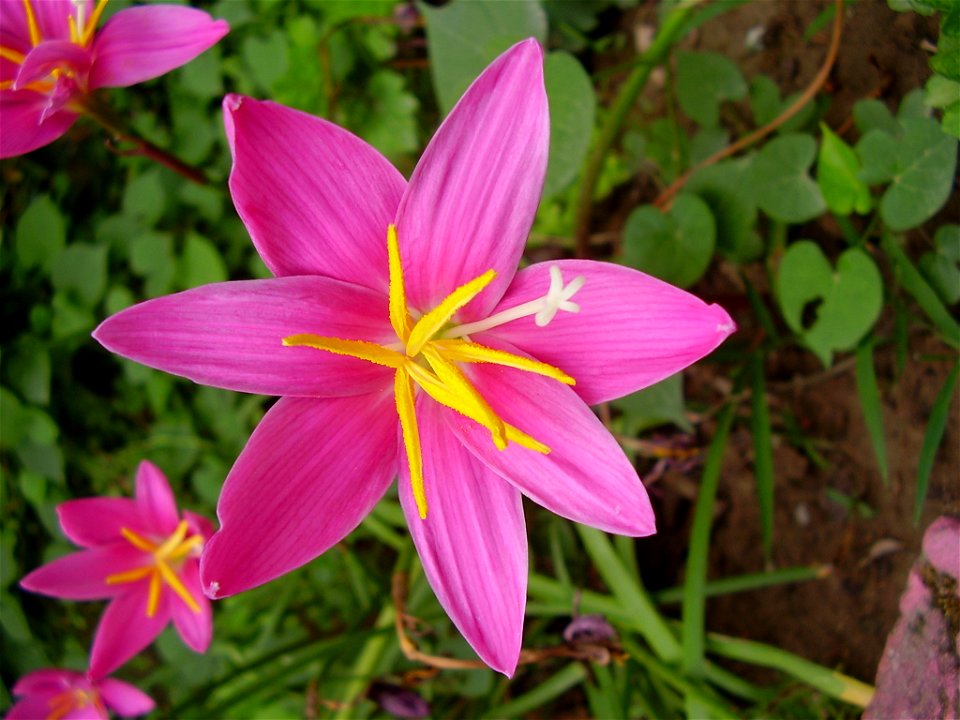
[445,264,586,338]
[71,0,86,32]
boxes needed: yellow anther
[120,527,157,553]
[432,339,575,385]
[154,520,189,558]
[146,570,162,617]
[0,46,25,64]
[157,559,201,613]
[387,224,412,342]
[80,0,109,47]
[406,270,496,358]
[22,0,41,46]
[283,334,405,368]
[395,369,426,518]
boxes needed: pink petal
[399,397,527,676]
[184,510,214,541]
[224,94,406,287]
[88,589,171,680]
[93,277,394,398]
[57,497,139,547]
[0,1,75,49]
[0,89,76,158]
[200,393,398,598]
[12,668,79,694]
[481,260,736,405]
[395,39,548,320]
[14,41,90,89]
[98,678,155,717]
[20,545,145,600]
[451,348,656,536]
[88,5,228,89]
[7,697,61,720]
[169,561,211,653]
[135,461,179,536]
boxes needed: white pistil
[71,0,86,34]
[445,265,585,338]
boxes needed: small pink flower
[21,462,213,679]
[93,39,735,674]
[0,0,228,158]
[7,668,154,720]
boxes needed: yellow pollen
[106,520,203,617]
[283,226,572,518]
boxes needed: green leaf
[853,98,901,136]
[817,124,872,215]
[749,354,775,561]
[178,233,228,289]
[51,292,95,338]
[130,231,176,297]
[919,224,960,305]
[915,361,959,524]
[15,195,66,273]
[6,343,51,405]
[122,170,167,227]
[611,374,691,436]
[51,243,108,307]
[776,241,883,365]
[420,0,547,115]
[622,194,715,288]
[856,129,898,185]
[542,51,595,198]
[750,75,781,127]
[687,158,762,262]
[242,31,290,93]
[0,387,27,449]
[897,88,929,121]
[931,32,960,81]
[676,51,748,127]
[880,118,958,230]
[854,338,889,484]
[177,46,223,99]
[349,70,419,161]
[749,134,826,223]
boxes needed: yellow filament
[169,533,204,561]
[155,520,188,557]
[387,224,411,342]
[120,526,157,553]
[22,0,41,46]
[406,270,496,357]
[421,346,506,450]
[433,339,576,385]
[105,565,153,585]
[283,334,405,368]
[0,46,26,64]
[157,560,201,613]
[68,13,79,43]
[146,570,162,617]
[395,370,426,518]
[80,0,109,47]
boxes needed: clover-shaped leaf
[676,51,747,127]
[749,134,826,223]
[543,51,596,198]
[919,224,960,305]
[817,124,872,216]
[687,158,763,263]
[777,240,883,365]
[623,194,716,288]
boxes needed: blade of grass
[653,564,831,605]
[882,231,960,348]
[576,525,681,662]
[703,631,875,708]
[914,360,959,524]
[854,337,889,484]
[682,402,736,679]
[749,353,775,560]
[486,663,588,718]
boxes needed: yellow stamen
[157,559,201,613]
[168,533,204,561]
[105,566,153,585]
[433,338,575,385]
[395,369,426,518]
[421,346,507,450]
[406,270,496,357]
[22,0,41,46]
[80,0,109,47]
[282,334,405,368]
[68,14,79,43]
[0,46,26,64]
[387,224,412,342]
[120,526,158,553]
[154,520,189,558]
[146,570,162,617]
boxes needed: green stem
[76,94,210,185]
[486,663,588,718]
[653,564,830,605]
[572,0,703,257]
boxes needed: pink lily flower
[7,668,154,720]
[0,0,228,158]
[93,39,735,675]
[20,462,213,679]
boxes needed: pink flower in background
[20,462,213,679]
[0,0,228,158]
[7,668,153,720]
[93,39,734,675]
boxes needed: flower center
[105,519,203,617]
[283,225,585,519]
[0,0,108,92]
[47,688,105,720]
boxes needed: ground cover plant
[1,0,957,718]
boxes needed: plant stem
[76,94,210,185]
[572,0,703,258]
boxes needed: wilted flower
[7,668,153,720]
[0,0,228,157]
[21,461,213,679]
[93,39,734,674]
